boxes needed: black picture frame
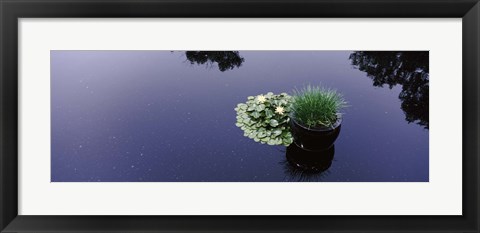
[1,0,478,232]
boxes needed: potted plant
[235,92,294,146]
[289,85,346,151]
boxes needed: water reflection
[349,51,429,128]
[185,51,244,72]
[283,144,335,182]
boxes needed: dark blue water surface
[51,51,429,182]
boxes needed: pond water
[51,50,429,182]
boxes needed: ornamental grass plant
[291,85,347,129]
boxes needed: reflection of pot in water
[286,143,335,174]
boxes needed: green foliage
[234,92,294,146]
[291,85,347,128]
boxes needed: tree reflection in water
[349,51,429,129]
[185,51,244,72]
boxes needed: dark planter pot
[290,115,342,151]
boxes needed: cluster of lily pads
[234,92,294,146]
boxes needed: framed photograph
[1,0,478,232]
